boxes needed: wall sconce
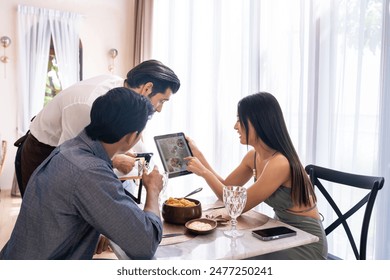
[108,48,118,73]
[1,36,12,78]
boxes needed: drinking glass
[223,186,247,238]
[158,171,169,208]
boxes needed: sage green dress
[247,186,328,260]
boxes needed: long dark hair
[237,92,315,206]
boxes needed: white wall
[0,0,136,189]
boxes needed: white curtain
[145,0,257,200]
[149,0,388,259]
[48,10,82,89]
[17,5,82,134]
[376,0,390,260]
[17,5,51,134]
[312,0,384,259]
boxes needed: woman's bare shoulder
[266,153,291,177]
[241,149,256,164]
[273,152,289,165]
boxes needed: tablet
[154,132,193,178]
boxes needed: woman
[186,92,327,260]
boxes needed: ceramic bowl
[162,198,202,225]
[185,218,217,235]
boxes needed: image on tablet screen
[154,133,193,178]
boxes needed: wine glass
[223,186,247,238]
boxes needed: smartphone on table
[252,226,297,241]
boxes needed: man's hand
[95,235,112,254]
[112,151,137,174]
[142,166,163,217]
[142,166,164,194]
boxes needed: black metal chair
[305,164,384,260]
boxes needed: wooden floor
[0,189,117,259]
[0,189,21,249]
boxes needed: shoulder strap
[253,151,257,182]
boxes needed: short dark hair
[125,59,181,97]
[85,87,154,143]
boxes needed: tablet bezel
[154,132,193,178]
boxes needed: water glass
[159,171,169,208]
[223,186,247,238]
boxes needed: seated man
[0,87,163,259]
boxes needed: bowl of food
[162,197,202,225]
[185,218,217,235]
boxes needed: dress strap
[253,150,278,182]
[253,152,257,182]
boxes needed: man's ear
[125,131,139,146]
[139,82,154,96]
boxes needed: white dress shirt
[30,75,124,146]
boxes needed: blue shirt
[0,130,162,259]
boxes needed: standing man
[17,59,180,196]
[1,88,163,259]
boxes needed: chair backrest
[305,164,384,260]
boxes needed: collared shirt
[30,75,124,146]
[0,130,162,260]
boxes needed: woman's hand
[185,136,202,158]
[185,156,209,177]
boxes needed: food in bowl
[187,221,213,231]
[185,218,217,235]
[162,198,202,225]
[165,197,197,207]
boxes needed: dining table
[109,199,319,260]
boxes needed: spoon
[162,233,185,238]
[183,187,203,198]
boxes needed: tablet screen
[154,132,193,178]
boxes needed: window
[150,0,385,259]
[45,39,62,105]
[44,38,83,105]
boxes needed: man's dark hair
[125,59,181,97]
[85,87,154,143]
